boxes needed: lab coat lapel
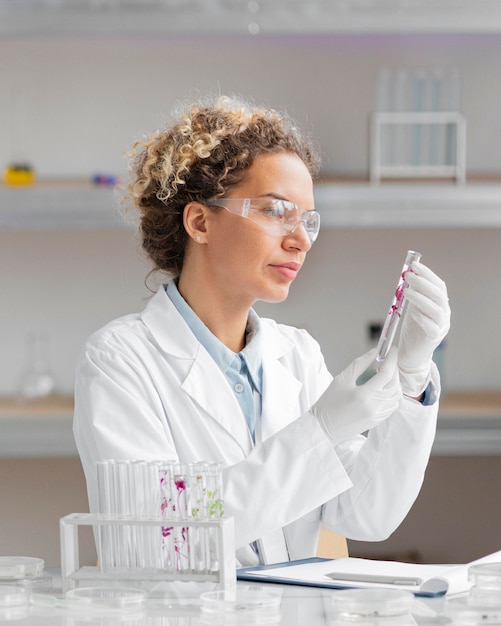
[141,288,253,455]
[257,328,303,564]
[181,352,253,455]
[260,327,303,441]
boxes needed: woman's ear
[183,201,209,244]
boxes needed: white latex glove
[398,261,450,397]
[314,347,401,446]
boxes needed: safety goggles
[205,197,321,243]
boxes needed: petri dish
[468,562,501,592]
[0,585,29,608]
[446,595,501,624]
[65,586,147,613]
[0,586,30,621]
[0,556,44,580]
[332,588,415,619]
[12,576,52,592]
[200,589,282,625]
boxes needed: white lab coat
[73,286,439,567]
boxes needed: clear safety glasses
[205,197,321,243]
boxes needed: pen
[326,572,423,586]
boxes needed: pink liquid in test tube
[375,250,422,363]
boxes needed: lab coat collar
[141,287,199,359]
[141,288,304,450]
[166,280,264,396]
[141,288,253,454]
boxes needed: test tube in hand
[357,250,421,386]
[375,250,422,363]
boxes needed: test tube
[171,463,191,573]
[375,250,422,363]
[113,461,131,569]
[96,460,113,570]
[206,462,225,573]
[96,459,125,569]
[158,461,175,572]
[130,460,153,568]
[188,462,210,573]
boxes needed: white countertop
[2,572,448,626]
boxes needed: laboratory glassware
[200,588,283,625]
[0,556,52,592]
[330,588,416,625]
[358,250,421,385]
[86,459,229,575]
[445,562,501,624]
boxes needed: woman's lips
[271,262,301,281]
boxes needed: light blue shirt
[421,381,436,406]
[165,280,263,439]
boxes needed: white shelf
[2,181,501,231]
[315,182,501,229]
[1,392,500,457]
[0,183,126,230]
[0,396,76,458]
[433,419,501,456]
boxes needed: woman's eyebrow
[256,193,289,201]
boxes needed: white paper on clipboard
[241,551,501,597]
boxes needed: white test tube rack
[60,513,236,593]
[370,111,466,184]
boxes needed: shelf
[0,394,74,415]
[2,179,501,231]
[433,391,501,456]
[0,182,126,230]
[315,182,501,228]
[438,390,501,418]
[1,392,501,458]
[0,395,76,458]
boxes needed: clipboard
[237,557,455,597]
[238,557,347,589]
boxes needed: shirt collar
[165,280,263,393]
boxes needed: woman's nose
[283,221,312,251]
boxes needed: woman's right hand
[313,348,401,445]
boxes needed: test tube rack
[370,111,466,184]
[371,67,466,184]
[60,513,236,593]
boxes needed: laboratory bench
[3,178,501,231]
[1,391,501,458]
[2,572,449,626]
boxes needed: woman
[74,95,450,566]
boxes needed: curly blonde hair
[127,95,321,277]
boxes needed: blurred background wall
[1,34,501,393]
[1,20,501,566]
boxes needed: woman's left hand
[398,261,451,398]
